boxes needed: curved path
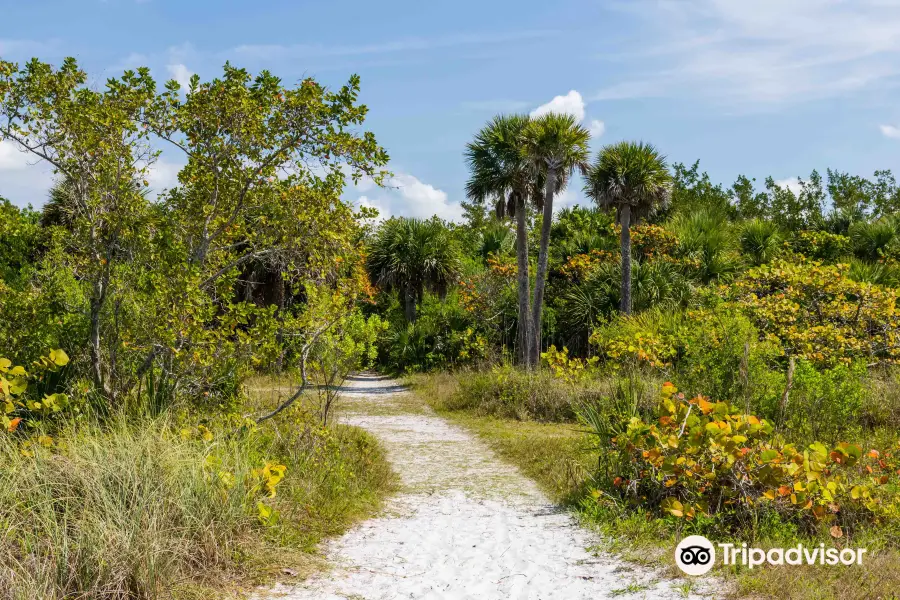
[263,373,714,600]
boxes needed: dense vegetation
[4,50,900,599]
[364,117,900,597]
[0,57,394,598]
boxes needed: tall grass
[422,367,663,423]
[0,393,394,599]
[0,417,254,599]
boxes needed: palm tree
[523,113,590,366]
[849,218,897,261]
[41,179,77,228]
[366,217,461,323]
[739,218,782,266]
[673,209,739,283]
[584,141,672,315]
[465,114,539,365]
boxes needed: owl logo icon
[675,535,715,575]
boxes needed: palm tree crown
[525,113,591,187]
[465,114,537,218]
[366,217,461,322]
[584,141,672,221]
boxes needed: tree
[366,217,461,323]
[584,141,672,315]
[766,171,824,231]
[0,57,157,396]
[131,64,389,402]
[731,175,769,219]
[465,114,539,364]
[523,113,590,366]
[1,57,389,408]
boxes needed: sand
[261,373,717,599]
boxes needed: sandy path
[263,373,714,600]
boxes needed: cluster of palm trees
[466,113,672,369]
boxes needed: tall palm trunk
[528,165,557,368]
[513,192,532,365]
[620,204,632,315]
[404,281,417,323]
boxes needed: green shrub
[727,260,900,367]
[850,219,897,261]
[790,230,851,262]
[580,382,900,538]
[378,292,491,373]
[783,360,868,445]
[591,305,784,414]
[846,257,900,287]
[673,209,740,283]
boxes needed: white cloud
[775,177,803,195]
[146,158,184,194]
[530,90,586,122]
[881,124,900,139]
[589,119,606,137]
[594,0,900,106]
[0,141,54,207]
[352,172,463,222]
[166,63,193,90]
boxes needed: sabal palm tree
[584,141,672,315]
[465,114,539,364]
[366,217,461,323]
[739,218,782,266]
[523,113,590,366]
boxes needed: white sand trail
[262,373,717,600]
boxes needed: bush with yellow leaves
[585,382,900,536]
[1,349,71,435]
[726,259,900,367]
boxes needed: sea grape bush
[0,349,71,434]
[540,345,598,383]
[728,260,900,367]
[590,382,900,535]
[789,230,851,262]
[631,223,678,261]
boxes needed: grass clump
[0,382,394,600]
[427,366,635,422]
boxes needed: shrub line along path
[262,373,714,599]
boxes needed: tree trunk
[274,272,286,373]
[514,192,531,366]
[528,166,557,368]
[89,276,110,396]
[404,282,417,323]
[620,204,633,315]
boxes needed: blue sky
[3,0,900,218]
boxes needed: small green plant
[541,345,598,383]
[0,349,71,435]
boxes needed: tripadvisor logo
[675,535,868,575]
[675,536,716,576]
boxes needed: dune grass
[0,378,395,600]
